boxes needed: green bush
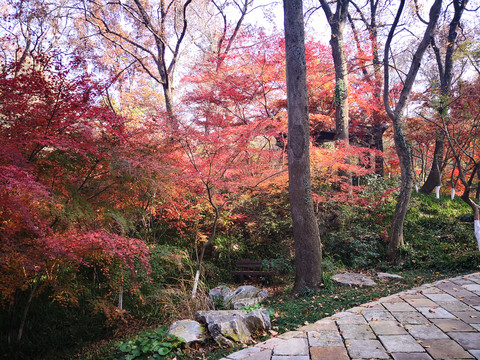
[115,327,184,360]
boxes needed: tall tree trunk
[420,133,444,193]
[384,0,443,261]
[283,0,323,293]
[420,0,467,193]
[319,0,349,142]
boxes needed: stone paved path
[221,272,480,360]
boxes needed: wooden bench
[231,259,273,283]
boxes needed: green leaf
[157,347,170,356]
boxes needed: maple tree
[0,55,150,344]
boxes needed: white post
[451,188,455,200]
[475,220,480,251]
[435,186,440,199]
[415,184,419,192]
[191,269,200,299]
[118,285,123,310]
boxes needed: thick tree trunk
[420,133,444,193]
[284,0,323,293]
[330,23,349,142]
[383,0,443,261]
[420,0,466,193]
[387,121,413,258]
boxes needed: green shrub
[116,327,184,360]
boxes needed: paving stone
[469,350,480,360]
[380,295,404,303]
[448,332,480,350]
[452,309,480,324]
[228,349,272,360]
[422,338,474,359]
[312,319,338,331]
[360,309,395,321]
[463,284,480,294]
[271,356,309,360]
[277,331,305,340]
[452,277,476,285]
[424,293,458,302]
[436,300,472,312]
[417,306,456,319]
[391,353,433,360]
[345,339,389,359]
[472,324,480,331]
[378,334,425,353]
[419,286,445,294]
[226,347,262,359]
[334,314,366,325]
[257,337,286,350]
[360,301,385,309]
[436,281,477,298]
[310,346,349,360]
[338,323,376,340]
[370,320,408,335]
[382,301,417,312]
[307,330,343,347]
[431,318,477,332]
[392,311,430,324]
[462,295,480,306]
[406,324,448,339]
[272,337,308,356]
[404,298,439,308]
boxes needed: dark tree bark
[384,0,443,261]
[420,0,467,194]
[283,0,323,293]
[319,0,350,143]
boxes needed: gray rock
[209,285,233,305]
[167,320,207,343]
[377,272,404,280]
[331,273,377,287]
[225,285,260,308]
[233,297,263,310]
[196,309,271,346]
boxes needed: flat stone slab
[378,334,425,353]
[392,311,430,324]
[448,331,480,350]
[273,337,308,356]
[391,353,433,360]
[382,301,417,312]
[406,324,449,339]
[369,320,408,335]
[338,324,376,340]
[360,309,395,321]
[417,306,456,319]
[331,273,377,287]
[308,330,343,347]
[310,346,349,360]
[422,339,475,359]
[345,339,389,359]
[377,272,404,279]
[452,310,480,324]
[431,318,477,332]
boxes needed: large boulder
[224,285,268,309]
[167,320,207,344]
[331,272,377,287]
[196,309,271,346]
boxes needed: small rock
[167,320,207,343]
[331,273,377,287]
[377,272,404,280]
[208,285,233,306]
[196,309,271,346]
